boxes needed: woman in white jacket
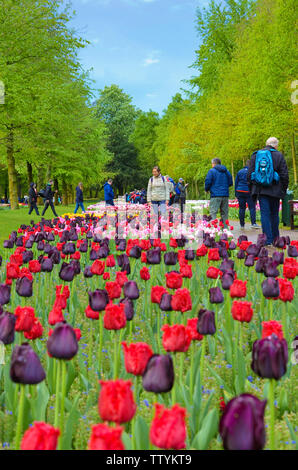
[147,166,169,216]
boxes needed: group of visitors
[126,189,146,204]
[204,137,289,246]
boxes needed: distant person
[247,137,289,246]
[165,175,175,206]
[147,166,169,216]
[204,158,233,226]
[235,160,260,229]
[28,182,40,215]
[104,179,115,206]
[174,178,188,212]
[74,182,86,214]
[41,179,58,218]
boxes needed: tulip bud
[10,343,46,384]
[47,322,78,360]
[0,284,11,306]
[197,309,216,335]
[251,334,288,380]
[88,289,109,312]
[0,311,16,344]
[209,286,224,304]
[123,281,139,300]
[142,354,174,393]
[261,278,280,298]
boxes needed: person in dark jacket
[235,160,260,229]
[205,158,233,226]
[247,137,289,245]
[28,182,40,215]
[74,182,85,214]
[104,179,114,206]
[174,178,189,216]
[41,179,58,217]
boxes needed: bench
[289,200,298,230]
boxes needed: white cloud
[143,57,159,66]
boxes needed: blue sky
[68,0,209,115]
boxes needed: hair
[246,159,251,167]
[266,137,279,148]
[152,165,161,173]
[49,179,53,184]
[212,158,221,165]
[78,182,83,187]
[108,178,113,184]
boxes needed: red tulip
[106,255,116,267]
[206,266,222,279]
[48,306,64,326]
[208,248,220,262]
[196,244,208,257]
[115,271,128,287]
[91,260,105,276]
[14,306,35,332]
[103,303,126,330]
[105,281,122,300]
[230,280,247,298]
[231,301,253,323]
[140,266,150,281]
[103,272,110,280]
[88,423,124,450]
[161,324,192,352]
[277,278,294,302]
[180,264,192,279]
[186,318,203,341]
[171,288,192,313]
[28,260,41,273]
[165,272,183,290]
[24,318,43,340]
[121,341,153,375]
[150,403,187,450]
[151,285,168,304]
[98,379,136,424]
[85,305,99,320]
[262,320,284,340]
[21,422,60,450]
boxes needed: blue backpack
[251,149,280,186]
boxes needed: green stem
[200,336,206,385]
[54,359,61,428]
[269,300,273,321]
[172,353,176,405]
[190,343,194,401]
[58,360,67,450]
[88,324,93,371]
[269,379,276,450]
[98,314,103,377]
[15,384,25,450]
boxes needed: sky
[68,0,209,115]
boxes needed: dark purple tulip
[90,249,99,261]
[43,243,52,254]
[16,277,33,298]
[272,251,284,265]
[60,231,70,243]
[10,343,46,384]
[119,298,135,321]
[46,232,55,242]
[0,284,11,306]
[219,394,266,450]
[121,262,131,275]
[129,246,142,259]
[70,260,80,275]
[69,230,78,242]
[246,244,260,257]
[251,334,288,380]
[219,247,228,259]
[257,233,267,246]
[285,236,290,245]
[288,245,298,257]
[41,257,53,272]
[0,311,15,344]
[229,240,236,250]
[86,231,93,239]
[264,260,279,278]
[47,322,78,360]
[261,278,280,298]
[62,242,76,255]
[164,252,178,266]
[221,272,234,290]
[259,247,268,258]
[245,254,255,267]
[142,354,174,393]
[238,235,248,244]
[159,293,173,311]
[15,236,24,247]
[197,309,216,335]
[98,245,110,259]
[220,233,228,241]
[117,254,129,267]
[4,239,14,249]
[37,240,45,251]
[0,255,2,267]
[146,249,161,265]
[209,286,224,304]
[88,289,109,311]
[22,251,33,264]
[255,258,266,273]
[237,249,246,259]
[79,242,88,253]
[185,250,195,261]
[273,236,286,249]
[49,249,60,265]
[59,262,75,282]
[219,259,234,272]
[123,281,139,300]
[177,236,187,248]
[25,240,34,249]
[84,266,93,278]
[204,236,215,248]
[116,240,127,251]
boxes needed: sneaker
[240,225,245,229]
[251,224,261,229]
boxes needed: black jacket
[44,184,55,201]
[76,186,83,203]
[29,183,37,204]
[247,146,289,199]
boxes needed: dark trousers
[42,199,58,217]
[28,201,40,215]
[236,192,256,226]
[258,195,280,245]
[105,199,114,206]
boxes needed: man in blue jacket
[235,161,260,229]
[74,182,86,214]
[104,179,115,206]
[205,158,233,226]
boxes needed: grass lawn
[0,200,100,244]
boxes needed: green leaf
[62,394,81,450]
[191,408,219,450]
[30,382,50,422]
[135,416,149,450]
[122,432,133,450]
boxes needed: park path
[231,220,298,243]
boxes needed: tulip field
[0,206,297,451]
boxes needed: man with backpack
[41,179,58,218]
[147,166,169,216]
[247,137,289,245]
[235,160,260,229]
[205,158,233,226]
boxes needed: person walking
[165,175,175,206]
[204,158,233,226]
[74,182,86,214]
[28,182,40,215]
[104,179,115,206]
[41,179,58,218]
[174,178,188,212]
[235,160,260,229]
[147,166,169,216]
[247,137,289,246]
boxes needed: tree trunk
[231,161,235,183]
[62,179,68,206]
[7,131,19,210]
[54,178,59,205]
[195,179,199,198]
[291,133,297,185]
[27,161,33,187]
